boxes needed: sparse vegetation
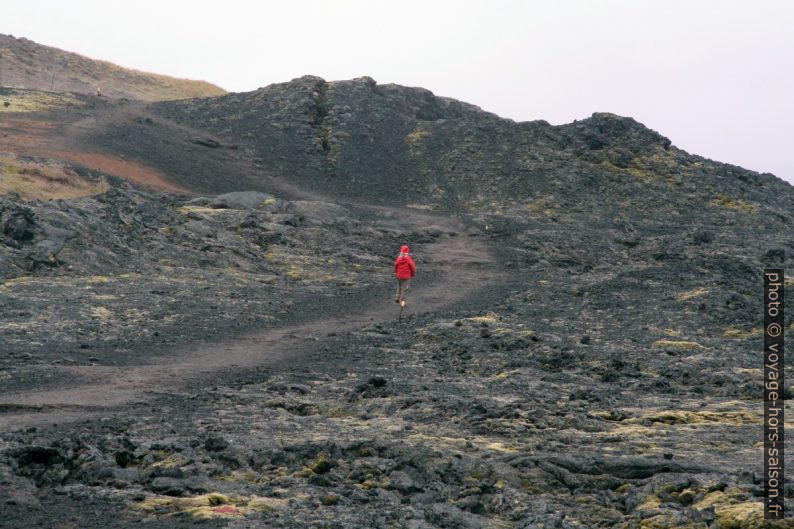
[0,33,225,101]
[405,128,431,144]
[0,89,82,113]
[134,492,285,519]
[0,153,104,200]
[651,339,704,350]
[676,286,710,301]
[711,192,759,213]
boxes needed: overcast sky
[2,0,793,182]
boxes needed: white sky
[2,0,793,182]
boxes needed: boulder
[149,476,186,496]
[693,230,714,245]
[205,436,229,452]
[182,220,218,238]
[1,206,35,242]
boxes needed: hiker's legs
[396,279,410,301]
[400,279,410,301]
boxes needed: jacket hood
[400,245,410,254]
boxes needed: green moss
[358,478,388,490]
[676,488,697,505]
[0,90,82,113]
[632,485,780,529]
[406,129,431,144]
[207,493,232,506]
[623,409,759,426]
[713,502,766,528]
[651,340,703,351]
[308,451,334,474]
[320,494,339,506]
[711,193,758,213]
[2,164,24,175]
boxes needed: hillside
[0,34,225,100]
[153,75,790,217]
[0,73,792,528]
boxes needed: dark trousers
[396,278,410,301]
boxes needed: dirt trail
[0,200,502,430]
[0,101,506,430]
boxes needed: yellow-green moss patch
[676,287,710,301]
[0,154,104,200]
[406,129,431,144]
[133,492,286,519]
[177,205,225,215]
[651,340,703,351]
[723,326,762,339]
[622,409,760,426]
[710,193,758,213]
[0,91,82,113]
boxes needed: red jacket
[394,245,416,280]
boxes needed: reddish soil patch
[0,116,186,193]
[45,150,185,192]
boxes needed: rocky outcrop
[155,75,791,222]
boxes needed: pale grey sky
[2,0,793,182]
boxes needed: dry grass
[524,195,558,217]
[693,488,768,529]
[89,307,113,321]
[622,409,760,426]
[623,151,689,184]
[119,70,226,101]
[647,326,682,337]
[636,486,769,529]
[464,312,501,324]
[651,339,703,351]
[0,153,106,200]
[134,492,287,519]
[0,90,82,113]
[405,129,431,144]
[676,287,709,301]
[710,193,758,213]
[0,35,225,101]
[405,203,435,211]
[177,205,225,215]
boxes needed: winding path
[0,102,506,429]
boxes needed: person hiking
[394,245,416,303]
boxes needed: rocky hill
[0,71,792,528]
[154,75,791,218]
[0,34,225,100]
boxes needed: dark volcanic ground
[1,76,793,529]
